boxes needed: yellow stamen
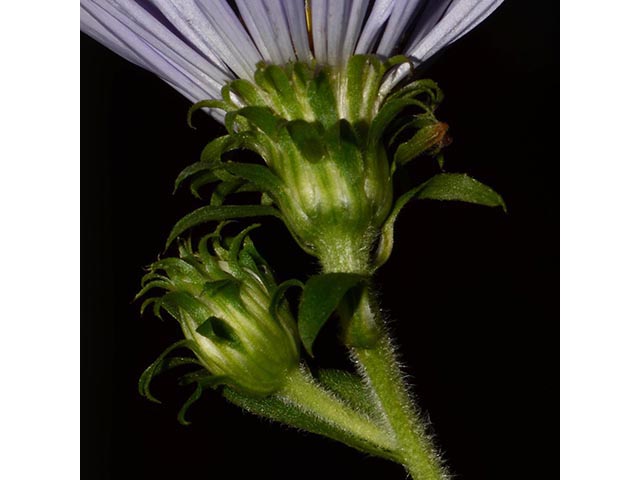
[305,0,314,55]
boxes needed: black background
[82,2,557,479]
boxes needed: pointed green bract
[187,99,229,128]
[218,162,284,197]
[285,120,327,162]
[393,121,450,166]
[387,78,443,105]
[138,339,198,403]
[307,69,338,128]
[166,205,281,250]
[228,78,267,107]
[177,383,203,426]
[269,279,304,323]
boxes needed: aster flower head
[82,1,505,272]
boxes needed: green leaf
[373,174,506,269]
[138,340,197,403]
[373,183,427,269]
[417,173,506,211]
[298,273,367,356]
[166,205,281,250]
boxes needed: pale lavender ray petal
[91,1,230,86]
[194,0,264,79]
[408,0,504,60]
[326,0,351,66]
[149,0,261,81]
[82,0,229,107]
[235,0,296,65]
[148,1,231,77]
[448,0,502,44]
[282,0,313,62]
[375,0,424,56]
[354,0,395,54]
[382,0,503,93]
[150,46,226,123]
[82,5,151,71]
[405,0,454,51]
[310,0,329,64]
[340,0,370,63]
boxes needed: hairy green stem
[279,366,397,454]
[322,250,446,479]
[225,364,400,460]
[352,326,446,480]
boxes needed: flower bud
[138,225,299,398]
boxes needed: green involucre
[137,225,300,414]
[180,55,455,273]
